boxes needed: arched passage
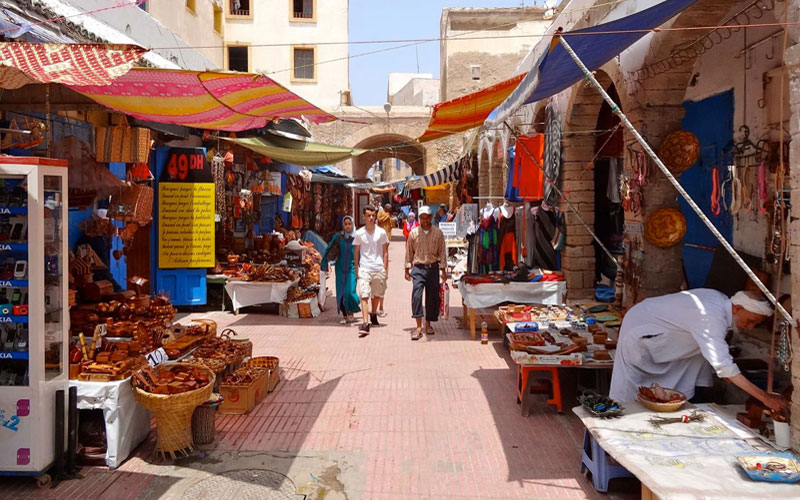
[351,133,425,180]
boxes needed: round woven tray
[133,363,215,459]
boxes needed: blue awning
[486,0,698,126]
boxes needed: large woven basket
[132,363,215,459]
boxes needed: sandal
[340,318,348,324]
[411,328,423,341]
[426,327,435,335]
[378,310,387,317]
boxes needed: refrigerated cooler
[0,158,69,484]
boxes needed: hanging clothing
[609,289,738,402]
[321,232,361,317]
[527,204,564,270]
[504,147,521,202]
[497,209,517,271]
[477,213,498,273]
[607,157,622,204]
[514,134,545,201]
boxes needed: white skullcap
[418,206,432,216]
[731,291,773,316]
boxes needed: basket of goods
[578,391,624,419]
[637,383,687,412]
[246,356,280,392]
[644,207,686,248]
[218,365,270,414]
[192,393,225,445]
[658,130,700,175]
[132,363,214,458]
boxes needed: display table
[574,401,798,499]
[69,378,151,469]
[224,279,299,314]
[459,281,567,339]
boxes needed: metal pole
[557,35,794,326]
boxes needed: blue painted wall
[679,90,734,288]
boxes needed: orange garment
[378,209,393,238]
[514,134,545,201]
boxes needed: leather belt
[414,262,439,269]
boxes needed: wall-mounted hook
[744,50,753,70]
[765,36,775,60]
[758,73,772,109]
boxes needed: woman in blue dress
[321,216,361,324]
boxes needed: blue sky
[348,1,537,105]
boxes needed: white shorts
[357,269,387,299]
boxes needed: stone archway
[558,69,627,299]
[351,133,425,180]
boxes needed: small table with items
[224,279,300,314]
[574,401,800,498]
[458,279,567,339]
[497,304,620,415]
[69,377,151,469]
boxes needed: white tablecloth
[69,378,151,469]
[574,402,798,500]
[224,279,299,312]
[459,280,567,309]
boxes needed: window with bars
[293,47,315,81]
[292,0,314,20]
[229,0,251,16]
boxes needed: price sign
[160,148,211,183]
[145,347,169,367]
[439,222,457,238]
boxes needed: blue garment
[504,147,521,202]
[321,233,361,316]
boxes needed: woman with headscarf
[403,211,419,241]
[321,216,361,324]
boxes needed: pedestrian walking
[403,211,419,241]
[354,205,389,336]
[404,206,447,340]
[378,203,394,239]
[320,216,360,324]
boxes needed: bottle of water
[481,321,488,344]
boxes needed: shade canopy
[406,160,461,189]
[0,42,146,89]
[70,67,337,132]
[223,135,366,167]
[486,0,698,126]
[417,73,526,142]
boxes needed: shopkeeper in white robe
[609,289,787,413]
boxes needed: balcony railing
[229,1,250,16]
[292,11,313,19]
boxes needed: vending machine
[0,158,69,484]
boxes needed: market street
[0,238,635,499]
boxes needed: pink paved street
[0,239,637,499]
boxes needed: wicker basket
[246,356,279,393]
[132,364,215,459]
[191,395,223,445]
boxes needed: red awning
[417,73,526,143]
[0,42,146,89]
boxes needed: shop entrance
[592,85,624,290]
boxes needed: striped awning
[0,42,146,89]
[417,73,526,143]
[70,67,337,132]
[406,161,461,190]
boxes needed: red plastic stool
[516,365,562,415]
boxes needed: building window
[229,0,250,17]
[186,0,196,14]
[227,46,249,72]
[213,5,223,35]
[292,46,315,81]
[291,0,315,21]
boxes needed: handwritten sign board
[158,148,214,268]
[439,222,457,238]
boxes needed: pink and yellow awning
[418,72,526,143]
[70,67,336,131]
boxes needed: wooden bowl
[638,387,687,412]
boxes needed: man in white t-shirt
[354,205,389,336]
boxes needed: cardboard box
[219,381,257,414]
[280,297,320,318]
